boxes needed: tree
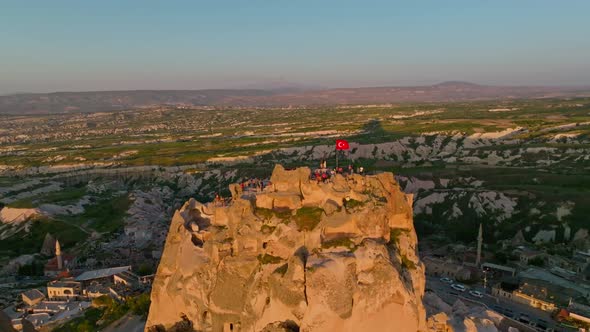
[528,257,545,267]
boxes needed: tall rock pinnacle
[146,165,427,332]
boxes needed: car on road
[519,313,531,324]
[439,277,453,284]
[451,283,467,292]
[504,309,514,318]
[469,290,484,298]
[536,319,553,331]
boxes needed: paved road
[426,276,577,332]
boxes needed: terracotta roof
[44,254,75,271]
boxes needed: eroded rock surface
[146,165,426,332]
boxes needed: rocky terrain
[145,165,427,331]
[1,82,589,114]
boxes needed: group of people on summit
[213,160,365,203]
[312,159,364,183]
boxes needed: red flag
[336,139,350,150]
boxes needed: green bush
[128,293,151,317]
[137,263,154,276]
[528,256,545,267]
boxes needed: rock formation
[41,232,56,256]
[424,292,503,332]
[0,207,40,224]
[146,165,426,332]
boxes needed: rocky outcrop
[146,165,426,332]
[424,292,503,332]
[41,233,56,256]
[0,207,40,224]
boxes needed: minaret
[476,223,483,266]
[56,239,63,270]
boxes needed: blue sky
[1,1,590,93]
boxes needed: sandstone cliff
[146,165,426,332]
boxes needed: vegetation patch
[255,207,291,223]
[63,194,131,234]
[294,206,324,231]
[400,254,416,270]
[260,224,276,234]
[53,293,150,332]
[343,198,365,211]
[274,263,288,276]
[258,254,283,265]
[254,207,274,220]
[322,237,357,251]
[0,217,87,258]
[389,228,409,246]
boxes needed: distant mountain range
[1,82,589,114]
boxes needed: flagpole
[335,142,339,170]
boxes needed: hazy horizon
[2,1,590,94]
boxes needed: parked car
[536,319,552,331]
[519,314,531,324]
[504,309,514,318]
[440,277,453,284]
[469,290,484,298]
[451,283,467,292]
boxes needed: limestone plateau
[146,165,427,332]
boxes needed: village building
[74,266,132,286]
[21,289,45,307]
[29,301,69,314]
[25,313,51,329]
[46,279,82,300]
[567,302,590,325]
[423,256,472,281]
[515,247,545,265]
[492,281,557,312]
[481,263,516,278]
[113,270,141,288]
[83,282,111,299]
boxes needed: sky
[1,1,590,94]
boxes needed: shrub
[128,293,151,317]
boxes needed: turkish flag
[336,139,350,150]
